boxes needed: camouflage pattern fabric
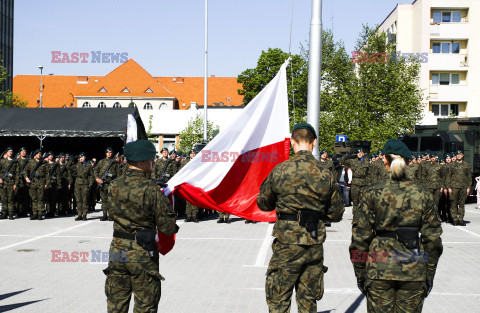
[45,162,60,216]
[405,163,421,183]
[368,159,388,185]
[95,157,119,216]
[218,212,230,219]
[104,168,178,313]
[152,158,176,181]
[56,162,72,214]
[450,188,467,224]
[350,179,443,282]
[446,161,471,224]
[24,159,49,217]
[365,280,426,313]
[257,150,344,313]
[73,162,94,216]
[341,156,370,214]
[0,158,19,217]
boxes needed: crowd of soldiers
[319,147,472,227]
[0,145,208,222]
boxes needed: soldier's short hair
[291,128,315,144]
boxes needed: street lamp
[38,65,44,108]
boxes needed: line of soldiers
[318,147,472,227]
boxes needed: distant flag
[126,114,138,143]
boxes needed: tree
[178,113,219,152]
[0,58,28,108]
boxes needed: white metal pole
[203,0,208,142]
[307,0,322,160]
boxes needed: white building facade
[378,0,479,125]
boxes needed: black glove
[426,277,433,298]
[357,277,366,295]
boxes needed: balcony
[430,23,469,39]
[428,53,469,71]
[429,85,468,102]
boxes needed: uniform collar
[125,168,148,177]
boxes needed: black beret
[124,140,156,161]
[382,139,413,160]
[292,123,317,139]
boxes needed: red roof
[13,59,243,109]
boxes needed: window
[98,102,106,108]
[82,102,91,108]
[452,12,461,23]
[433,42,460,54]
[442,12,451,23]
[434,11,462,23]
[113,102,121,108]
[441,42,450,54]
[433,42,441,54]
[144,102,153,110]
[452,42,460,54]
[432,104,459,117]
[128,102,137,108]
[99,87,107,93]
[451,74,460,85]
[439,73,450,85]
[432,73,461,85]
[433,12,441,23]
[122,87,130,93]
[159,102,167,110]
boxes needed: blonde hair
[385,154,407,180]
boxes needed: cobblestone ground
[0,203,479,312]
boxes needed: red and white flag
[164,60,291,222]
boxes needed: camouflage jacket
[73,162,94,186]
[153,157,177,180]
[425,162,445,189]
[368,159,389,185]
[446,161,471,189]
[178,157,191,171]
[0,158,19,186]
[57,162,72,187]
[405,163,421,182]
[419,161,431,185]
[349,179,443,281]
[94,157,119,184]
[108,169,178,262]
[24,159,50,186]
[47,162,61,187]
[341,157,370,186]
[257,150,345,245]
[16,157,30,187]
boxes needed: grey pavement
[0,203,479,312]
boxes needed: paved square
[1,204,479,312]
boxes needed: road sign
[336,135,347,142]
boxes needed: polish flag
[164,60,291,223]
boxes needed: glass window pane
[452,12,461,22]
[432,105,439,116]
[441,105,449,116]
[432,73,439,85]
[451,74,460,84]
[442,12,451,23]
[433,12,441,23]
[440,73,450,85]
[451,104,459,116]
[452,42,460,54]
[433,43,441,53]
[442,42,451,53]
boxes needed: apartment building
[378,0,479,124]
[0,0,13,92]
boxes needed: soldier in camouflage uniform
[16,147,31,217]
[182,150,200,222]
[368,150,388,185]
[56,153,72,216]
[103,139,178,313]
[45,152,60,217]
[0,147,19,220]
[425,154,445,219]
[66,154,77,214]
[406,155,421,183]
[446,150,471,226]
[257,123,345,313]
[341,148,370,215]
[73,153,94,221]
[319,149,335,173]
[350,139,443,313]
[95,147,119,221]
[25,149,50,220]
[153,148,177,181]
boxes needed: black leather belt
[375,230,397,239]
[277,213,298,221]
[113,230,136,240]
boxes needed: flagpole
[203,0,208,143]
[307,0,322,160]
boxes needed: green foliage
[178,113,220,151]
[0,58,28,108]
[237,27,423,153]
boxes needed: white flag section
[126,114,138,143]
[164,60,291,222]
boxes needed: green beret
[169,150,177,155]
[382,139,413,160]
[319,149,327,155]
[19,147,27,152]
[46,151,54,157]
[177,150,183,155]
[189,149,196,154]
[78,152,86,157]
[161,148,168,153]
[357,148,364,153]
[292,122,317,139]
[457,150,463,155]
[33,149,42,156]
[124,140,156,161]
[105,147,113,153]
[378,150,384,155]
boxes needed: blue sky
[13,0,408,77]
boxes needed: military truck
[399,117,480,196]
[333,141,371,157]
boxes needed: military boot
[100,213,108,221]
[193,216,199,223]
[74,215,82,221]
[82,214,87,221]
[245,220,251,224]
[9,214,14,220]
[217,218,224,223]
[0,212,7,219]
[38,214,43,220]
[30,213,38,220]
[225,218,231,224]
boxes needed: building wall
[0,0,13,92]
[378,0,479,125]
[75,98,175,110]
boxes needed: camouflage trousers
[99,185,111,216]
[428,188,442,220]
[365,279,426,313]
[29,183,45,216]
[56,186,70,214]
[265,240,326,313]
[351,185,365,216]
[104,260,163,313]
[15,185,31,216]
[218,212,230,219]
[185,202,198,219]
[45,186,57,216]
[0,184,15,216]
[450,188,467,223]
[75,183,90,215]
